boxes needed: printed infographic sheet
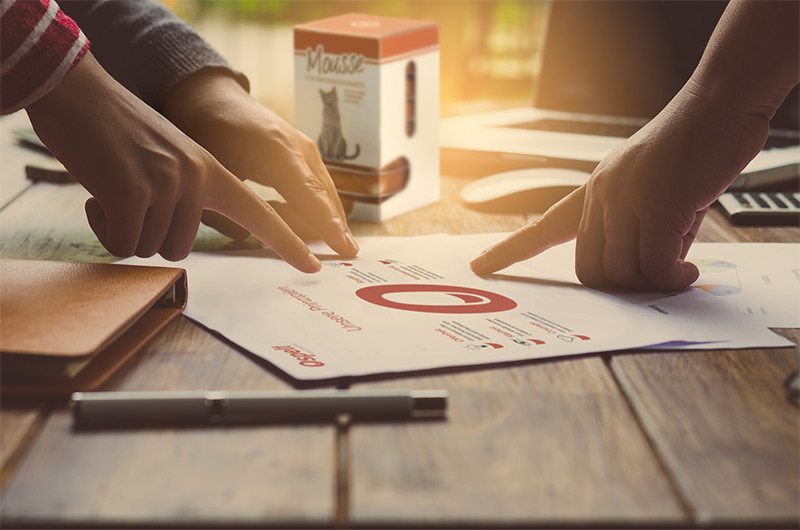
[514,239,800,328]
[124,234,791,381]
[687,242,800,328]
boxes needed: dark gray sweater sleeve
[60,0,249,111]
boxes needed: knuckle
[603,265,627,285]
[105,236,137,258]
[135,246,158,259]
[296,131,315,149]
[118,181,149,206]
[642,265,677,291]
[160,241,192,262]
[604,265,646,289]
[304,174,328,194]
[575,259,606,289]
[575,264,595,286]
[152,151,208,200]
[156,171,182,200]
[299,133,322,157]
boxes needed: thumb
[85,197,108,246]
[653,259,700,292]
[640,221,702,291]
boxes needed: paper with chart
[686,243,800,328]
[512,239,800,329]
[123,234,790,381]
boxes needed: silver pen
[70,389,448,428]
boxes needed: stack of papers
[125,234,796,382]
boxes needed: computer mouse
[460,167,592,204]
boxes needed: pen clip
[204,391,228,422]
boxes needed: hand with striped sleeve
[1,0,358,270]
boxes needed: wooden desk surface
[0,111,798,529]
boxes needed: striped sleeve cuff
[1,0,90,115]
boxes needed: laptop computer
[440,0,800,190]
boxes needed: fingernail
[345,231,360,253]
[470,252,488,274]
[306,252,322,272]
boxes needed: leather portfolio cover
[0,259,187,396]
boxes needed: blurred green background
[165,0,547,121]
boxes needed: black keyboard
[717,191,800,225]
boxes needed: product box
[294,13,439,221]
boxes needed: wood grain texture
[0,173,337,526]
[0,404,46,493]
[622,205,799,525]
[610,335,799,527]
[698,206,800,244]
[0,112,41,208]
[348,359,687,526]
[1,317,338,527]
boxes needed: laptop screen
[534,0,798,130]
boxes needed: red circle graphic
[355,284,517,314]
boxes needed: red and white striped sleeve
[1,0,90,115]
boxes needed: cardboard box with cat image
[294,13,439,221]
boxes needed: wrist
[651,79,771,184]
[687,0,799,126]
[162,67,248,126]
[674,77,771,147]
[26,53,128,160]
[28,53,105,118]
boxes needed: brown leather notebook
[0,259,187,396]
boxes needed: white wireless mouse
[460,167,592,204]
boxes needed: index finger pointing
[470,186,586,275]
[272,166,358,258]
[204,167,321,273]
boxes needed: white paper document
[124,234,791,382]
[686,242,800,328]
[513,239,800,329]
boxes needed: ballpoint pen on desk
[69,389,449,428]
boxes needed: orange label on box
[294,13,438,62]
